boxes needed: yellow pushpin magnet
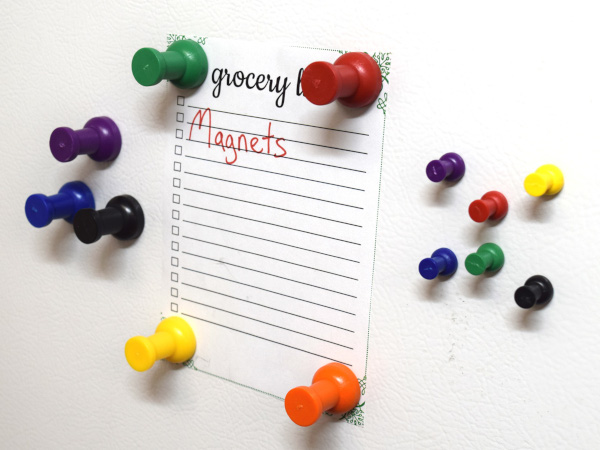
[524,164,564,197]
[125,316,196,372]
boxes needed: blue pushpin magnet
[419,248,458,280]
[25,181,95,228]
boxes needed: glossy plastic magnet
[426,152,466,183]
[285,363,361,427]
[468,191,508,223]
[524,164,564,197]
[419,248,458,280]
[50,116,121,163]
[132,39,208,89]
[25,181,95,228]
[125,316,196,372]
[514,275,553,309]
[73,194,144,244]
[301,52,382,108]
[465,243,504,275]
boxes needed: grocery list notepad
[164,35,389,426]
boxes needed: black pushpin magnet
[514,275,553,309]
[74,195,144,244]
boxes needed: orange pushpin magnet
[284,362,361,427]
[125,316,196,372]
[524,164,564,197]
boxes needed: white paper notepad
[164,35,389,425]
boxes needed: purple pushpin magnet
[426,152,465,183]
[50,116,121,163]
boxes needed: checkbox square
[171,287,179,298]
[175,145,182,155]
[172,210,180,220]
[176,129,183,139]
[174,161,182,172]
[177,96,185,106]
[172,241,179,251]
[171,272,179,282]
[171,257,179,267]
[171,302,179,312]
[172,225,179,236]
[173,178,181,188]
[176,112,184,122]
[173,194,180,204]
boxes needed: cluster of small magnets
[25,116,144,244]
[420,152,562,310]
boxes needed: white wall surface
[1,1,599,448]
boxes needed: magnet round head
[515,275,553,309]
[73,209,102,243]
[107,195,145,241]
[425,160,448,182]
[419,258,440,280]
[285,386,324,427]
[49,127,80,162]
[124,336,157,372]
[514,286,537,309]
[131,47,166,86]
[84,116,122,162]
[465,254,486,275]
[25,194,54,228]
[301,62,340,105]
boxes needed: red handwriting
[189,108,287,165]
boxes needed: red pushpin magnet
[301,53,382,108]
[468,191,508,223]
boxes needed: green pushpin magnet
[132,39,208,89]
[465,243,504,275]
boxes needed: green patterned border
[182,358,283,400]
[167,34,207,46]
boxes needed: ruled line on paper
[182,313,352,365]
[182,220,361,263]
[187,105,369,137]
[181,283,354,331]
[183,252,357,298]
[186,138,368,173]
[186,122,368,155]
[182,204,362,245]
[183,171,364,209]
[181,267,356,315]
[182,235,358,280]
[181,297,353,349]
[183,187,363,227]
[184,155,365,191]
